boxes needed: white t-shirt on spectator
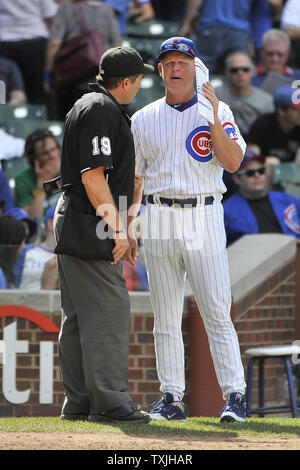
[0,129,25,169]
[281,0,300,29]
[19,244,55,290]
[0,0,58,40]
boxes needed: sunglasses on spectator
[264,51,286,57]
[238,166,266,177]
[228,67,251,73]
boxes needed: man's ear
[122,77,130,89]
[158,62,162,77]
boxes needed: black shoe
[60,413,88,421]
[88,401,151,424]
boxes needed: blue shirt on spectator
[198,0,257,35]
[0,267,7,289]
[223,190,300,246]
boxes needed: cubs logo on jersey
[186,126,213,162]
[284,204,300,234]
[222,121,238,141]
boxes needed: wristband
[33,188,45,197]
[114,228,126,233]
[43,70,52,83]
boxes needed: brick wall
[233,259,297,408]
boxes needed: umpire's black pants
[54,194,132,415]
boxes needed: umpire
[53,47,153,423]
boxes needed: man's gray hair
[262,28,291,49]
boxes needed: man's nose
[172,62,181,70]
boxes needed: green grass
[0,417,300,441]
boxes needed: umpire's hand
[110,232,129,265]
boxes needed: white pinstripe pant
[141,199,246,400]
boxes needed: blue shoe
[220,392,247,423]
[149,393,186,421]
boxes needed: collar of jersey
[88,82,131,123]
[167,93,198,112]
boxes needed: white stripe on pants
[141,200,246,400]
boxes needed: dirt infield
[1,432,299,450]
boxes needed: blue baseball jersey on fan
[224,190,300,246]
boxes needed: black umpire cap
[99,46,154,78]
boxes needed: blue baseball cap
[5,207,37,238]
[274,85,300,109]
[157,37,197,61]
[44,205,56,224]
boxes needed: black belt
[147,195,214,207]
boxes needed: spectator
[0,215,26,289]
[215,50,274,138]
[103,1,154,34]
[0,128,25,170]
[281,0,300,69]
[250,0,283,62]
[40,256,60,290]
[5,207,38,287]
[0,0,58,107]
[102,0,131,34]
[14,129,61,219]
[181,0,256,74]
[5,207,37,243]
[0,53,27,104]
[122,247,149,291]
[19,205,57,290]
[129,0,155,24]
[0,169,14,213]
[215,50,274,200]
[252,28,300,88]
[44,0,122,120]
[223,151,300,246]
[247,84,300,186]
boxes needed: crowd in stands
[0,0,300,291]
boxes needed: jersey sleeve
[131,113,147,176]
[218,102,246,155]
[78,103,117,176]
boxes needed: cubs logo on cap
[157,37,197,61]
[222,122,238,141]
[284,204,300,234]
[186,126,213,162]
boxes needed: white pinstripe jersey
[131,96,246,197]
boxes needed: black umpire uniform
[53,47,153,423]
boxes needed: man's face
[34,137,60,168]
[235,159,266,197]
[281,106,300,127]
[261,40,290,73]
[158,51,195,92]
[226,53,253,90]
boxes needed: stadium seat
[126,19,180,39]
[5,119,64,144]
[272,163,300,199]
[2,156,29,193]
[0,104,47,128]
[125,74,164,115]
[122,37,162,67]
[245,344,300,418]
